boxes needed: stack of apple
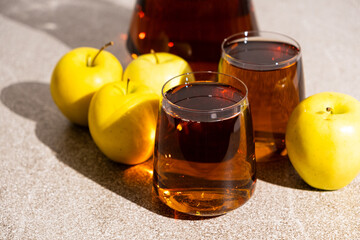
[50,43,360,191]
[50,43,191,165]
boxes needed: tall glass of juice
[219,31,305,162]
[153,71,256,216]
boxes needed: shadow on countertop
[0,81,220,220]
[1,82,316,220]
[256,157,314,191]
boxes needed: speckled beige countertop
[0,0,359,239]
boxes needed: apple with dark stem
[50,42,123,126]
[123,50,192,97]
[286,92,360,190]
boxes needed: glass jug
[126,0,258,71]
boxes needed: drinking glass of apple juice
[153,71,256,216]
[219,31,305,162]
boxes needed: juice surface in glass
[153,72,256,216]
[220,32,305,161]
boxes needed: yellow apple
[88,80,158,165]
[50,44,123,126]
[286,92,360,190]
[123,51,192,97]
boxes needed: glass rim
[221,30,302,70]
[161,71,249,114]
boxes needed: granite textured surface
[0,0,359,239]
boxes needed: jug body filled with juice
[126,0,258,71]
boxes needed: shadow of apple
[0,81,219,220]
[256,158,315,190]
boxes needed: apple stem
[89,41,114,67]
[150,49,159,64]
[126,78,130,95]
[326,107,333,114]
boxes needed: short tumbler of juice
[153,71,256,216]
